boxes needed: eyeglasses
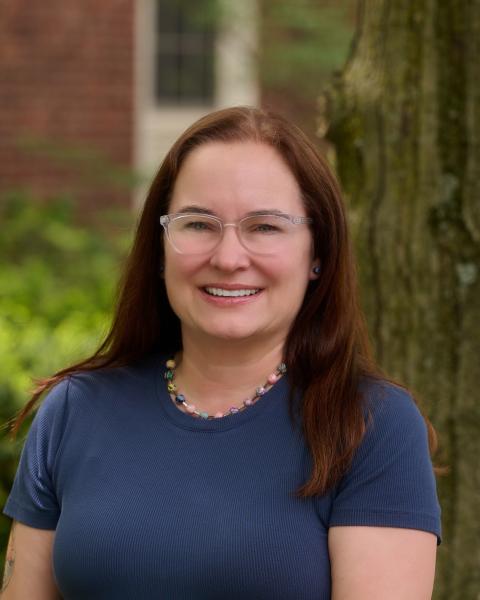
[160,212,313,255]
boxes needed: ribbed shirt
[4,355,441,599]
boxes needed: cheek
[164,247,202,278]
[278,246,313,280]
[164,253,208,306]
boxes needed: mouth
[203,287,262,298]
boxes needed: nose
[208,224,251,271]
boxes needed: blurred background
[1,1,479,598]
[0,0,355,213]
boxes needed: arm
[328,526,437,599]
[1,521,61,600]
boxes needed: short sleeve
[328,381,442,545]
[3,378,70,530]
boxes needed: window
[155,0,216,105]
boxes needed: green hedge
[0,191,132,563]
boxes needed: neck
[172,333,286,413]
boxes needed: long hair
[11,106,438,496]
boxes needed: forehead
[169,141,305,215]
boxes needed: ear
[309,260,321,280]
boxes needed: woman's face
[163,141,319,347]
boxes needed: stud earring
[312,265,321,275]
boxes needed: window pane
[155,0,215,105]
[156,52,180,102]
[156,1,180,34]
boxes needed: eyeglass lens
[167,214,295,255]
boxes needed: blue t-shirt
[4,355,441,599]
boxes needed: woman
[2,107,441,599]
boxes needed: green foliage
[262,0,352,85]
[258,0,356,138]
[260,2,355,91]
[0,190,132,563]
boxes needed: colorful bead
[164,358,286,420]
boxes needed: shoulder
[343,377,436,494]
[329,377,442,544]
[359,377,428,442]
[37,354,162,423]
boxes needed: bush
[0,191,132,563]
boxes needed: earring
[312,265,321,275]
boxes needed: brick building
[0,0,258,211]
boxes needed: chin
[208,328,256,341]
[201,322,262,342]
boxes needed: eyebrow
[175,205,290,217]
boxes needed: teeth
[205,287,260,297]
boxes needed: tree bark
[324,1,480,598]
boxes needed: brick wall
[0,0,135,211]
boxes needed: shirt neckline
[154,358,289,432]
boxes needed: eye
[244,216,288,234]
[253,223,279,233]
[178,217,217,232]
[185,221,211,230]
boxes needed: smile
[204,287,261,297]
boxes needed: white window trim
[133,0,259,208]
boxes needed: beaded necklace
[164,358,287,420]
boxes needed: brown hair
[11,106,439,496]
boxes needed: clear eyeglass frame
[159,212,313,256]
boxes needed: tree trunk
[324,1,480,598]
